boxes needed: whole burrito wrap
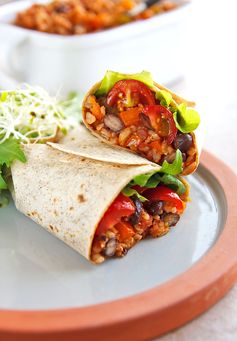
[82,71,201,175]
[11,128,190,263]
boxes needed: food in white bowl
[14,0,178,35]
[0,0,191,94]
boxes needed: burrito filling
[91,173,188,263]
[84,72,200,175]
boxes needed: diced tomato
[107,79,155,107]
[116,221,135,242]
[149,140,162,152]
[96,194,135,236]
[86,95,104,120]
[143,105,177,144]
[143,186,184,212]
[119,107,142,126]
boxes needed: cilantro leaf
[0,137,26,167]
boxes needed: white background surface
[159,0,237,340]
[0,0,237,339]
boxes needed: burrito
[82,71,201,175]
[11,129,190,264]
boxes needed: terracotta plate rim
[1,150,237,340]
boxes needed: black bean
[104,114,124,132]
[161,213,180,227]
[97,96,108,108]
[99,235,107,242]
[182,153,187,162]
[173,133,193,153]
[121,247,128,257]
[129,197,143,226]
[102,237,117,257]
[97,96,118,116]
[144,200,163,216]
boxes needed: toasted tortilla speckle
[77,194,86,203]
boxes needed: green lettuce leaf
[95,70,154,96]
[0,170,7,190]
[0,136,26,207]
[159,149,183,175]
[156,89,172,107]
[122,170,186,201]
[159,174,186,195]
[122,186,148,202]
[145,173,161,188]
[132,170,158,187]
[0,137,26,167]
[132,171,185,194]
[173,103,200,133]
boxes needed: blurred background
[0,0,236,172]
[0,0,237,339]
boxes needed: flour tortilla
[48,124,155,166]
[82,81,200,175]
[10,143,159,261]
[11,127,189,262]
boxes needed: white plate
[0,164,226,310]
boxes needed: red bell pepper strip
[96,193,135,235]
[143,185,183,211]
[116,221,135,242]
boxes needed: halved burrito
[11,130,190,264]
[82,71,201,175]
